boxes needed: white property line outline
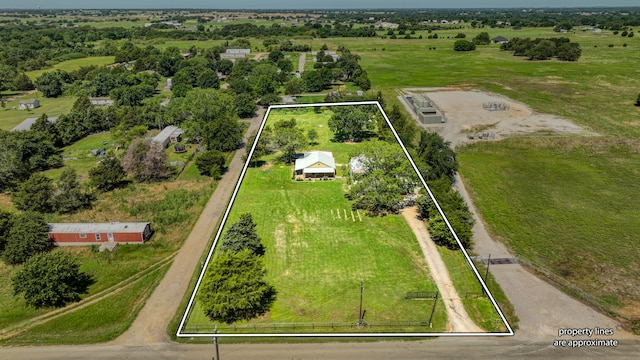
[177,100,514,338]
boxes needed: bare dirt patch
[399,88,599,147]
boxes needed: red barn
[48,222,153,245]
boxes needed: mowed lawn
[186,108,449,333]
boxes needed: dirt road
[401,206,484,333]
[112,107,265,345]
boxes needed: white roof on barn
[295,151,336,172]
[48,222,150,234]
[11,117,58,132]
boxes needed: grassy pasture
[0,93,76,131]
[457,138,640,319]
[25,56,115,81]
[185,108,456,334]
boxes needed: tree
[198,250,276,323]
[473,32,491,45]
[12,252,92,308]
[122,139,169,182]
[272,118,306,163]
[0,210,12,254]
[415,131,458,183]
[328,105,374,142]
[197,69,220,89]
[257,93,280,107]
[35,71,65,98]
[13,73,35,91]
[3,212,52,265]
[284,78,302,95]
[527,39,556,60]
[11,173,54,213]
[268,50,284,63]
[556,42,582,61]
[454,40,476,51]
[235,92,257,118]
[307,128,318,145]
[53,168,92,214]
[195,149,226,178]
[219,213,264,256]
[89,155,126,191]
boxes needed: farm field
[25,56,115,81]
[182,106,508,335]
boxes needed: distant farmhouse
[89,97,114,106]
[492,36,509,44]
[294,151,336,180]
[18,99,39,110]
[152,125,184,148]
[11,116,57,132]
[220,48,251,60]
[48,222,153,245]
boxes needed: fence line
[184,320,435,333]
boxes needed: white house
[294,151,336,180]
[18,99,40,110]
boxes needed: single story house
[294,151,336,180]
[18,99,40,110]
[491,36,509,44]
[152,125,184,148]
[89,97,114,106]
[11,116,57,132]
[48,222,153,245]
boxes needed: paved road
[401,206,484,333]
[112,108,265,346]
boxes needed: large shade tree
[219,213,264,256]
[198,250,276,323]
[3,212,52,265]
[12,252,92,308]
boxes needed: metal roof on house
[152,125,183,144]
[11,117,58,132]
[295,151,335,171]
[19,99,39,104]
[48,222,150,234]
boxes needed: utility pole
[483,254,491,295]
[358,279,365,327]
[428,291,438,326]
[212,326,220,360]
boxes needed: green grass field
[184,108,458,334]
[0,93,76,131]
[25,56,115,81]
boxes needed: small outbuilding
[89,97,114,106]
[294,151,336,180]
[48,222,153,245]
[18,99,40,110]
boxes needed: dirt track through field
[401,206,484,333]
[111,108,264,345]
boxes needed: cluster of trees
[501,37,582,61]
[416,177,474,249]
[453,32,490,52]
[307,47,371,92]
[347,140,418,216]
[198,213,275,323]
[11,169,92,215]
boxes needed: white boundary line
[176,100,513,338]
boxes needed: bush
[454,40,476,51]
[195,149,226,177]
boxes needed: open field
[0,92,76,131]
[25,56,115,81]
[184,108,460,334]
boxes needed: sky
[3,1,639,10]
